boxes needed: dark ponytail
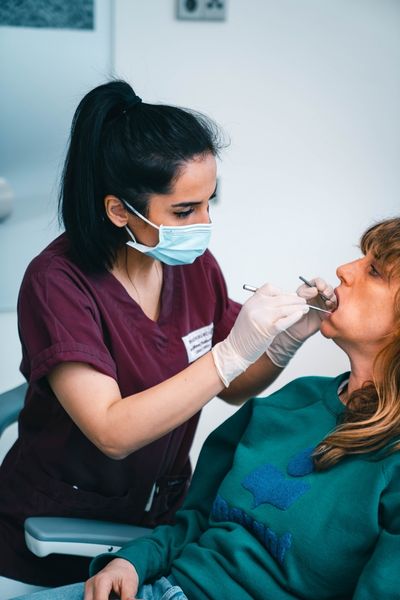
[59,79,224,272]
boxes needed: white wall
[114,0,400,463]
[0,0,112,310]
[0,0,113,456]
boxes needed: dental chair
[0,383,151,598]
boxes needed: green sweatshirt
[91,374,400,599]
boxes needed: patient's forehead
[360,221,400,280]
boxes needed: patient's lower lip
[333,289,340,306]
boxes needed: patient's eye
[368,263,382,278]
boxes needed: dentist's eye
[175,208,194,219]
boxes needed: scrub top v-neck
[109,256,172,326]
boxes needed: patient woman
[18,217,400,599]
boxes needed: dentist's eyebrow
[171,185,218,208]
[170,200,203,207]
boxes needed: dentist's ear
[104,195,129,228]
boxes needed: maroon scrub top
[0,234,241,586]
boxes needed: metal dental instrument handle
[298,276,330,303]
[304,305,331,314]
[242,284,331,314]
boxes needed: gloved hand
[266,277,337,368]
[212,283,309,387]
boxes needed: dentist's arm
[49,284,307,459]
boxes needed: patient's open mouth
[331,289,340,312]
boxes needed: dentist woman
[0,80,335,590]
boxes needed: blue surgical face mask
[123,200,212,266]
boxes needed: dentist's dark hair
[59,79,224,272]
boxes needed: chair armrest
[0,383,27,435]
[25,517,152,558]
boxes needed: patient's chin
[320,329,333,340]
[320,320,335,339]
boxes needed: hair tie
[122,95,142,115]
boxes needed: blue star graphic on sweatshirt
[242,448,314,511]
[287,447,314,477]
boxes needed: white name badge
[182,323,214,363]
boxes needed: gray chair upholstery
[0,383,27,435]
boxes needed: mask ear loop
[125,224,138,243]
[121,198,160,230]
[122,198,160,246]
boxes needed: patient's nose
[336,260,357,285]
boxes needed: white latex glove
[212,283,309,387]
[266,277,337,368]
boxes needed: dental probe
[242,284,332,314]
[298,276,330,303]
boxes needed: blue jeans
[12,576,187,600]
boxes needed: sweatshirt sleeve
[352,462,400,599]
[89,400,254,584]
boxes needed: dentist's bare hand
[212,283,308,386]
[84,558,139,600]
